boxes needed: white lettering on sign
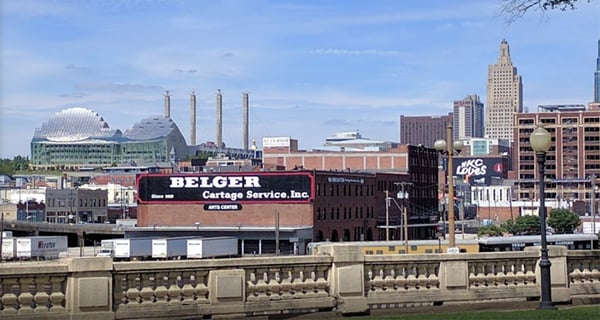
[262,136,290,147]
[169,176,261,188]
[456,159,487,176]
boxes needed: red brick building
[136,168,438,254]
[514,107,600,211]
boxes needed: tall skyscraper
[594,40,600,103]
[485,39,522,142]
[453,94,484,141]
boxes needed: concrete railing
[1,245,599,319]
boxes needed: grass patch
[353,305,600,320]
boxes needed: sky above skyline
[1,0,600,159]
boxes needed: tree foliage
[547,208,581,233]
[511,215,542,235]
[0,156,30,176]
[477,224,506,237]
[500,0,591,22]
[478,215,542,236]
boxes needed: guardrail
[2,220,125,236]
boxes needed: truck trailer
[97,238,153,260]
[1,237,16,260]
[151,237,193,259]
[187,237,238,259]
[14,236,68,260]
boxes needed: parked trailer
[187,237,238,259]
[152,237,192,259]
[96,238,153,260]
[1,237,16,260]
[15,236,68,260]
[96,239,117,257]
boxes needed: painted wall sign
[137,172,313,204]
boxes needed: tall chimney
[164,90,171,118]
[242,92,249,150]
[216,89,223,147]
[190,90,197,146]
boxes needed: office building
[453,94,484,141]
[399,114,453,147]
[485,39,523,142]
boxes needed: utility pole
[385,190,390,241]
[396,182,412,245]
[0,212,4,263]
[274,211,280,256]
[592,175,596,249]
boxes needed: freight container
[96,238,153,260]
[96,239,117,257]
[152,237,191,259]
[1,237,16,260]
[187,237,238,259]
[15,236,68,260]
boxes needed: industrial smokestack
[242,92,249,150]
[164,90,171,118]
[190,90,197,146]
[216,89,223,147]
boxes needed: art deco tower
[485,39,522,142]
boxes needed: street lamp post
[434,124,463,250]
[530,123,555,310]
[385,190,390,241]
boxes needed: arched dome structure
[31,108,188,170]
[33,107,121,142]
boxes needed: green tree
[547,208,581,233]
[477,224,507,237]
[500,0,591,22]
[0,156,31,175]
[501,219,519,235]
[513,215,541,235]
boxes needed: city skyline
[1,0,600,159]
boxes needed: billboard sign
[137,172,313,204]
[452,157,507,185]
[262,137,290,148]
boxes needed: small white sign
[446,247,460,254]
[262,137,290,147]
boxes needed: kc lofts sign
[137,172,314,204]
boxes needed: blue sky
[1,0,599,159]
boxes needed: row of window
[315,206,374,221]
[47,198,107,208]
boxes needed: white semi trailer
[1,237,16,260]
[96,238,153,260]
[14,236,68,260]
[151,237,191,259]
[187,237,238,259]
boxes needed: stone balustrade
[1,245,599,319]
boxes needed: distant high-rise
[594,40,600,103]
[485,39,522,142]
[453,94,484,141]
[399,114,452,147]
